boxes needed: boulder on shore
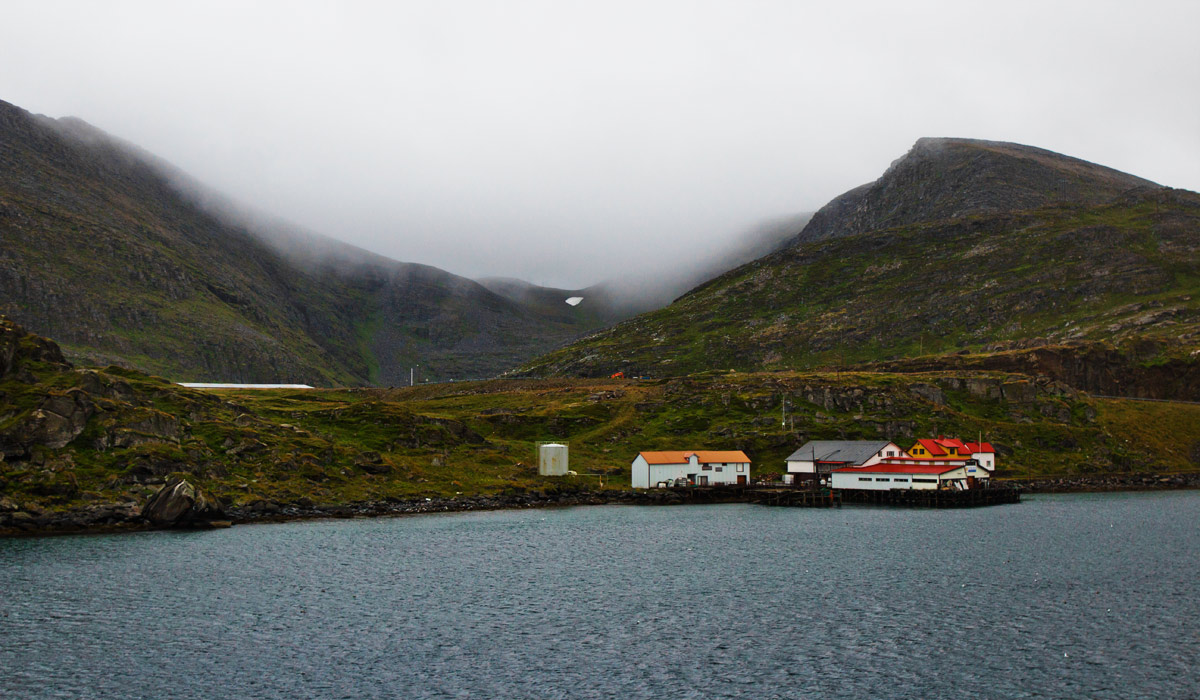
[141,478,225,527]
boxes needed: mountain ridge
[0,99,619,384]
[518,139,1200,400]
[796,137,1159,244]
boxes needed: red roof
[638,450,750,465]
[964,442,995,453]
[832,462,961,475]
[912,437,978,457]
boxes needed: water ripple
[2,492,1199,699]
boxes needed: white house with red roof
[830,461,973,491]
[631,450,751,488]
[964,441,997,472]
[907,436,972,460]
[907,436,997,473]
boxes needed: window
[913,478,936,483]
[715,467,723,472]
[736,465,745,472]
[875,477,890,482]
[702,465,712,471]
[894,478,909,483]
[858,477,872,482]
[887,450,896,457]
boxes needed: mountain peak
[797,138,1160,244]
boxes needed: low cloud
[2,1,1197,289]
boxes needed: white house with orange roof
[631,450,751,488]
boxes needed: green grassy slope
[519,186,1200,399]
[2,320,1196,516]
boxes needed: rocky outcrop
[95,410,181,450]
[354,450,390,474]
[0,317,70,381]
[873,344,1200,402]
[141,478,225,527]
[0,388,94,457]
[0,500,142,534]
[75,369,136,403]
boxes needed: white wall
[631,455,654,489]
[684,461,747,487]
[786,442,903,474]
[971,451,996,472]
[831,467,966,490]
[831,472,933,490]
[631,455,749,488]
[863,443,905,467]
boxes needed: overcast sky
[3,0,1198,287]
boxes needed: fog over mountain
[2,1,1197,289]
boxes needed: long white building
[831,461,975,490]
[631,451,751,488]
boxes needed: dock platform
[837,487,1020,508]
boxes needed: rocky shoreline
[1003,471,1200,493]
[0,487,710,537]
[3,473,1199,538]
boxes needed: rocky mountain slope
[519,140,1200,400]
[3,318,1197,535]
[798,137,1159,243]
[0,99,619,385]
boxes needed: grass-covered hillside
[3,319,1197,522]
[0,99,620,385]
[519,168,1200,400]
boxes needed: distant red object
[611,371,625,379]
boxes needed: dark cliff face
[796,137,1159,243]
[0,99,620,384]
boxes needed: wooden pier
[748,488,841,508]
[837,487,1020,508]
[634,485,1017,509]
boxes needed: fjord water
[2,492,1198,699]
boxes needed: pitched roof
[638,450,750,465]
[832,462,962,475]
[912,437,973,456]
[785,441,893,465]
[964,442,995,453]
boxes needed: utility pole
[411,365,419,387]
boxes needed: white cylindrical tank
[538,443,568,476]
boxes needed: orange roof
[638,450,750,465]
